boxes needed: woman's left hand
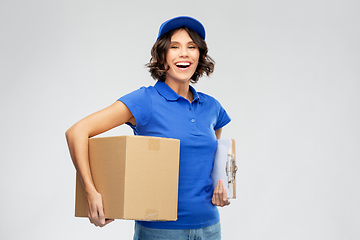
[212,180,230,207]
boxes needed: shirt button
[191,119,195,123]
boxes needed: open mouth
[175,62,191,69]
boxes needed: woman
[66,16,231,239]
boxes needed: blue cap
[157,16,206,40]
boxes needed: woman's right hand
[86,190,114,227]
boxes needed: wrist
[83,180,98,196]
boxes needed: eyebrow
[170,41,196,44]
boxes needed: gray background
[1,0,359,239]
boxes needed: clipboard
[211,139,237,199]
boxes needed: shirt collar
[154,81,204,103]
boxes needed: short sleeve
[118,87,152,129]
[214,102,231,131]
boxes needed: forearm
[65,101,134,200]
[66,124,114,227]
[65,125,97,194]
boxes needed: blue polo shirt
[118,81,231,229]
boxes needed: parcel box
[75,135,180,221]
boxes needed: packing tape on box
[144,208,159,220]
[148,138,161,151]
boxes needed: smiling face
[165,29,200,84]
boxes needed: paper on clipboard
[211,139,237,199]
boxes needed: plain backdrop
[1,0,359,239]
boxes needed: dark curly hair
[146,27,215,83]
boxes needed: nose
[179,47,189,58]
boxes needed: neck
[165,79,193,102]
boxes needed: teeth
[176,62,190,67]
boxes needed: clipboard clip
[226,153,238,185]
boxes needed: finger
[222,187,228,202]
[104,219,115,226]
[88,205,100,226]
[91,211,101,227]
[213,180,223,206]
[218,180,223,189]
[217,181,229,207]
[211,183,217,205]
[222,187,231,206]
[98,207,106,227]
[212,180,220,204]
[218,181,225,205]
[89,203,103,227]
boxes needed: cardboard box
[75,135,180,221]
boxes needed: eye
[188,45,197,49]
[171,45,179,49]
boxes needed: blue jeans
[133,222,221,240]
